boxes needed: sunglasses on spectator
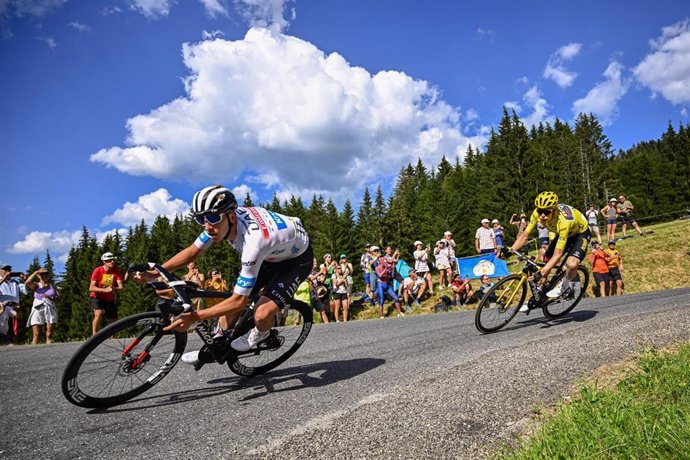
[537,208,554,216]
[194,212,224,226]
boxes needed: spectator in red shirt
[89,252,124,335]
[586,242,610,297]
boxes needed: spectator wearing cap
[434,240,453,290]
[339,254,354,303]
[413,240,434,295]
[360,244,377,307]
[617,195,644,238]
[319,254,337,300]
[604,240,624,295]
[402,269,425,311]
[307,258,330,323]
[89,252,124,335]
[510,211,528,234]
[442,231,457,273]
[371,247,405,318]
[492,220,505,255]
[601,198,619,242]
[475,219,497,255]
[0,264,26,344]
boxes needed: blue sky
[2,0,689,272]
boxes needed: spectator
[204,268,229,308]
[413,241,434,295]
[0,300,17,345]
[443,231,458,274]
[434,240,453,290]
[383,246,403,284]
[402,268,425,312]
[605,240,624,295]
[360,244,377,308]
[617,195,644,237]
[339,254,354,304]
[450,274,474,306]
[585,203,603,244]
[510,211,528,234]
[184,262,205,311]
[331,264,349,322]
[475,218,497,255]
[537,239,550,263]
[319,254,337,297]
[24,268,58,344]
[469,275,494,303]
[0,264,26,343]
[587,242,610,297]
[492,220,505,254]
[537,223,550,249]
[371,247,404,318]
[307,258,329,323]
[601,198,619,242]
[89,252,124,336]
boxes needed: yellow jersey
[525,204,589,251]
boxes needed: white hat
[609,198,617,203]
[414,240,423,246]
[443,231,452,236]
[101,252,115,261]
[491,219,499,224]
[370,245,380,252]
[481,218,490,224]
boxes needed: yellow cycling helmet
[535,191,559,209]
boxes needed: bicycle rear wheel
[542,265,590,319]
[475,274,527,333]
[228,300,312,376]
[61,311,187,408]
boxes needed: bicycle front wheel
[542,265,590,319]
[475,274,527,333]
[61,311,187,408]
[228,300,312,377]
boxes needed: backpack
[434,295,453,313]
[374,258,390,282]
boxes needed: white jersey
[194,207,310,296]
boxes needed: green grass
[501,344,690,459]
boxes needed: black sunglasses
[537,208,554,216]
[194,212,224,226]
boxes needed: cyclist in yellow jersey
[511,191,591,302]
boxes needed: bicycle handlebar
[127,262,195,313]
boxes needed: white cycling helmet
[192,185,238,216]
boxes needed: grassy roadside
[501,344,690,459]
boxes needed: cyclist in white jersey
[134,185,313,366]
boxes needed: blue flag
[457,254,509,280]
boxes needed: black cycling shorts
[251,244,314,310]
[544,229,591,262]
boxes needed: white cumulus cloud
[633,19,690,105]
[91,28,484,201]
[544,43,582,88]
[199,0,227,17]
[236,0,294,34]
[102,188,190,227]
[572,61,629,125]
[505,86,551,128]
[129,0,172,19]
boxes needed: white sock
[560,277,571,291]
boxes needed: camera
[9,272,23,278]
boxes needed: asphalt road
[2,288,690,459]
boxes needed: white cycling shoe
[519,304,529,313]
[181,350,200,366]
[546,282,567,299]
[231,327,270,352]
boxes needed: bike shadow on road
[88,357,385,413]
[504,309,598,332]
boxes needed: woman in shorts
[601,198,619,242]
[413,240,434,295]
[434,240,452,290]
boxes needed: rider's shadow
[208,358,386,401]
[509,309,598,331]
[90,358,385,413]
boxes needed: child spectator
[492,220,505,255]
[604,240,624,295]
[587,242,610,297]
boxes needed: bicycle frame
[499,249,569,310]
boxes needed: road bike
[61,263,312,409]
[474,248,589,333]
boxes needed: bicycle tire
[61,311,187,408]
[542,265,590,319]
[228,300,312,376]
[475,274,527,333]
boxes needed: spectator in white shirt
[475,219,497,255]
